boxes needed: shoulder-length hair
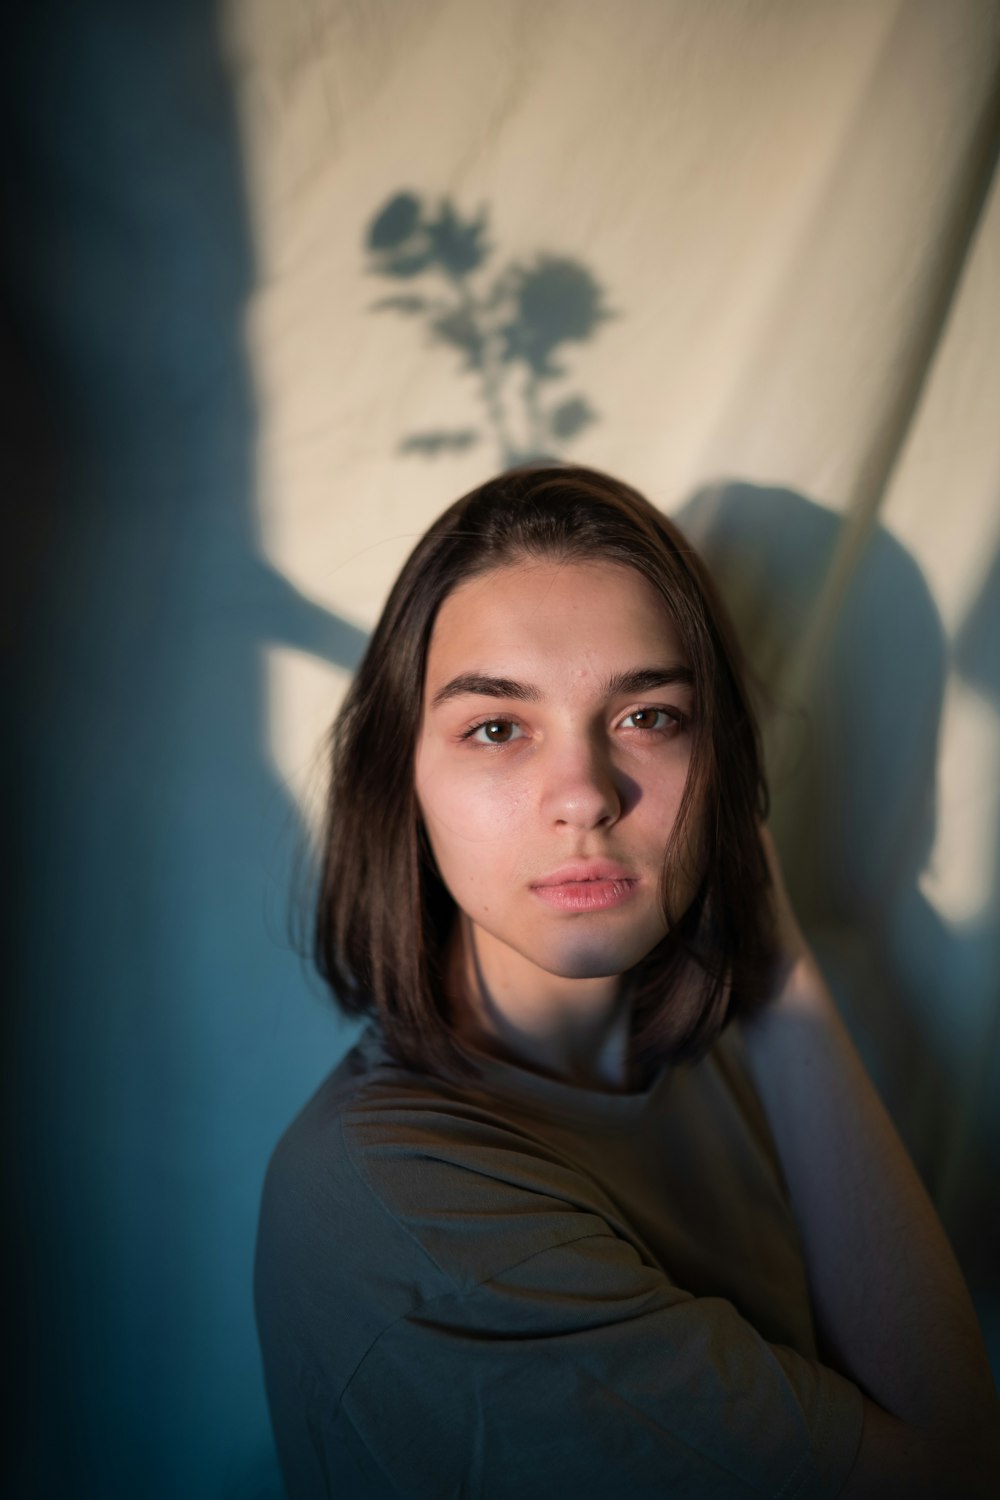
[313,463,775,1084]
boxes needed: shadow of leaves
[364,189,617,467]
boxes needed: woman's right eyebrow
[430,673,541,708]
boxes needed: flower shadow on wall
[365,191,618,469]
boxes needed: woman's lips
[530,876,639,912]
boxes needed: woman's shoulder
[262,1021,623,1296]
[254,1023,626,1407]
[270,1020,563,1171]
[254,1027,470,1399]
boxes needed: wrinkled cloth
[254,1020,863,1498]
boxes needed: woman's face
[414,557,700,991]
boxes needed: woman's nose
[541,735,621,829]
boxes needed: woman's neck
[444,915,636,1091]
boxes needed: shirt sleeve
[337,1226,864,1500]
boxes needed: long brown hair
[313,464,775,1083]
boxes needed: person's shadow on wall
[677,483,1000,1351]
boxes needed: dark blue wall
[5,4,361,1493]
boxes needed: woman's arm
[740,830,998,1496]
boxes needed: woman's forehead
[424,558,688,687]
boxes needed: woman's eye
[467,718,524,745]
[621,708,681,732]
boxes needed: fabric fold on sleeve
[338,1230,864,1500]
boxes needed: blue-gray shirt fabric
[254,1020,863,1498]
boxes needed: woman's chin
[529,933,663,982]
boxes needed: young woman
[254,464,997,1498]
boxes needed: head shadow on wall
[678,481,999,1258]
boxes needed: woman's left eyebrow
[430,664,693,709]
[604,665,694,697]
